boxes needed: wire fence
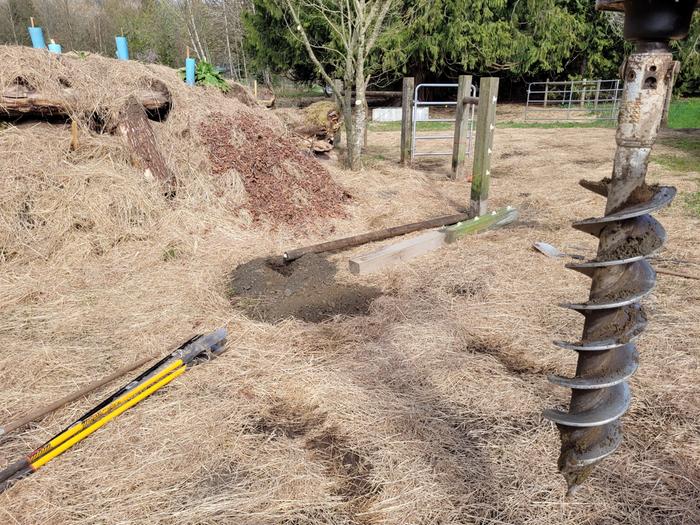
[411,83,477,159]
[524,79,622,122]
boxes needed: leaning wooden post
[469,77,499,217]
[333,78,343,147]
[661,61,681,128]
[400,77,415,166]
[451,74,473,180]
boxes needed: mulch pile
[199,112,349,227]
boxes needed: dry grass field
[1,49,699,525]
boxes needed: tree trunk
[221,0,235,79]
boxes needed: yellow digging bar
[30,365,186,471]
[27,359,185,464]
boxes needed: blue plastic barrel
[28,27,46,49]
[185,57,196,86]
[115,36,129,60]
[48,42,62,54]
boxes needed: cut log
[116,96,176,192]
[0,85,170,118]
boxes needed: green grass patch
[655,136,700,173]
[685,190,700,217]
[370,120,454,132]
[667,98,700,129]
[499,120,616,129]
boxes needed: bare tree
[282,0,396,170]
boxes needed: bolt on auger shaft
[543,0,698,495]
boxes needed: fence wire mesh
[524,79,622,122]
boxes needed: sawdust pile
[199,112,347,225]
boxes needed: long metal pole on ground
[400,77,414,166]
[282,211,474,262]
[469,77,499,217]
[451,74,473,180]
[0,353,157,437]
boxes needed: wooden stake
[469,77,499,217]
[30,17,35,28]
[186,46,190,59]
[451,74,473,180]
[400,77,414,166]
[253,79,258,99]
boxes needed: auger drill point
[543,0,699,496]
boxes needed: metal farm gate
[411,82,477,160]
[524,79,622,122]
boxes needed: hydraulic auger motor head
[543,0,699,496]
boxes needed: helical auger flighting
[541,7,691,495]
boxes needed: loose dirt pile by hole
[199,112,348,227]
[228,254,381,323]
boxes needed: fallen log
[116,95,176,192]
[0,84,170,118]
[283,211,475,262]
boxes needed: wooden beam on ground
[469,77,499,217]
[348,230,447,275]
[348,206,518,275]
[443,206,518,243]
[451,74,473,180]
[116,95,176,193]
[400,77,414,166]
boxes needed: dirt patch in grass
[228,254,381,323]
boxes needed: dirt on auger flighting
[228,254,381,323]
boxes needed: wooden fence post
[400,77,414,166]
[333,78,343,147]
[469,77,499,217]
[451,74,473,180]
[661,61,680,128]
[543,79,549,107]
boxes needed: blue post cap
[28,27,46,49]
[185,57,196,86]
[115,36,129,60]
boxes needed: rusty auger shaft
[543,0,698,495]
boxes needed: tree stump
[116,96,176,193]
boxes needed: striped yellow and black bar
[30,365,186,471]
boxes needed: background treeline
[1,0,698,97]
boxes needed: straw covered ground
[1,47,699,524]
